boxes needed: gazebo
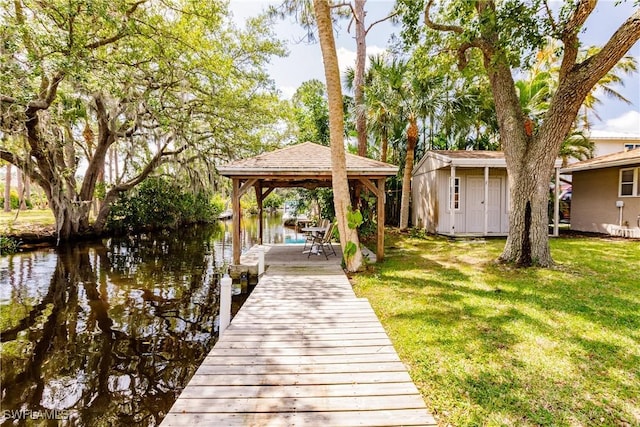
[217,142,398,264]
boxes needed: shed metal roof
[413,150,563,175]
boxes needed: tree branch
[0,149,25,168]
[563,0,597,37]
[330,2,352,10]
[457,40,493,70]
[574,6,640,88]
[84,31,128,49]
[540,6,640,163]
[542,0,558,34]
[1,148,48,188]
[365,12,398,35]
[25,72,65,114]
[83,0,148,49]
[559,0,598,80]
[424,0,464,34]
[111,142,186,193]
[0,94,17,104]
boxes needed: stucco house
[560,149,640,237]
[411,150,562,236]
[588,130,640,157]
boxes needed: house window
[624,144,640,151]
[619,168,638,197]
[449,177,460,210]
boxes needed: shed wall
[412,163,509,234]
[412,156,444,233]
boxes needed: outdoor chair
[308,222,337,259]
[303,219,329,252]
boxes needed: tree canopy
[0,0,288,238]
[396,0,640,266]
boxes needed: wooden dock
[162,250,435,426]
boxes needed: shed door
[466,176,502,233]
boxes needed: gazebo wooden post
[256,180,263,245]
[376,178,386,262]
[357,177,387,263]
[218,143,398,266]
[232,178,241,265]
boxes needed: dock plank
[177,382,419,399]
[162,409,436,427]
[169,394,428,413]
[201,353,402,365]
[162,258,435,426]
[186,371,414,386]
[193,361,407,375]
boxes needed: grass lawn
[353,231,639,426]
[0,209,55,234]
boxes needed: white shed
[411,150,562,236]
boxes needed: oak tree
[400,0,640,266]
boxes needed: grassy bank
[352,231,639,426]
[0,209,55,229]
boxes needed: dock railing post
[258,246,265,276]
[219,273,232,335]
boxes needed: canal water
[0,214,303,426]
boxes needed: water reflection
[0,218,287,427]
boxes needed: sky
[228,0,640,134]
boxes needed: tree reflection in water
[0,225,238,426]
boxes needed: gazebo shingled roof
[218,142,398,179]
[218,142,398,264]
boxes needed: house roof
[413,150,563,175]
[560,148,640,173]
[218,142,398,178]
[413,150,508,174]
[588,130,640,140]
[430,150,506,160]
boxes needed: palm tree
[559,130,594,167]
[345,54,397,162]
[515,41,635,165]
[377,58,422,230]
[578,46,637,130]
[529,39,637,130]
[356,55,448,229]
[313,0,363,272]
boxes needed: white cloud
[278,85,297,100]
[278,44,389,98]
[600,110,640,134]
[337,45,388,77]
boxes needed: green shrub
[0,236,19,255]
[316,188,335,220]
[0,190,31,210]
[209,193,226,216]
[263,192,283,210]
[106,177,220,232]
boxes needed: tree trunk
[314,0,363,272]
[4,163,11,212]
[24,174,30,208]
[399,115,418,230]
[48,179,93,240]
[17,170,26,210]
[380,126,388,163]
[354,0,367,158]
[15,93,111,239]
[501,154,555,266]
[421,1,640,267]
